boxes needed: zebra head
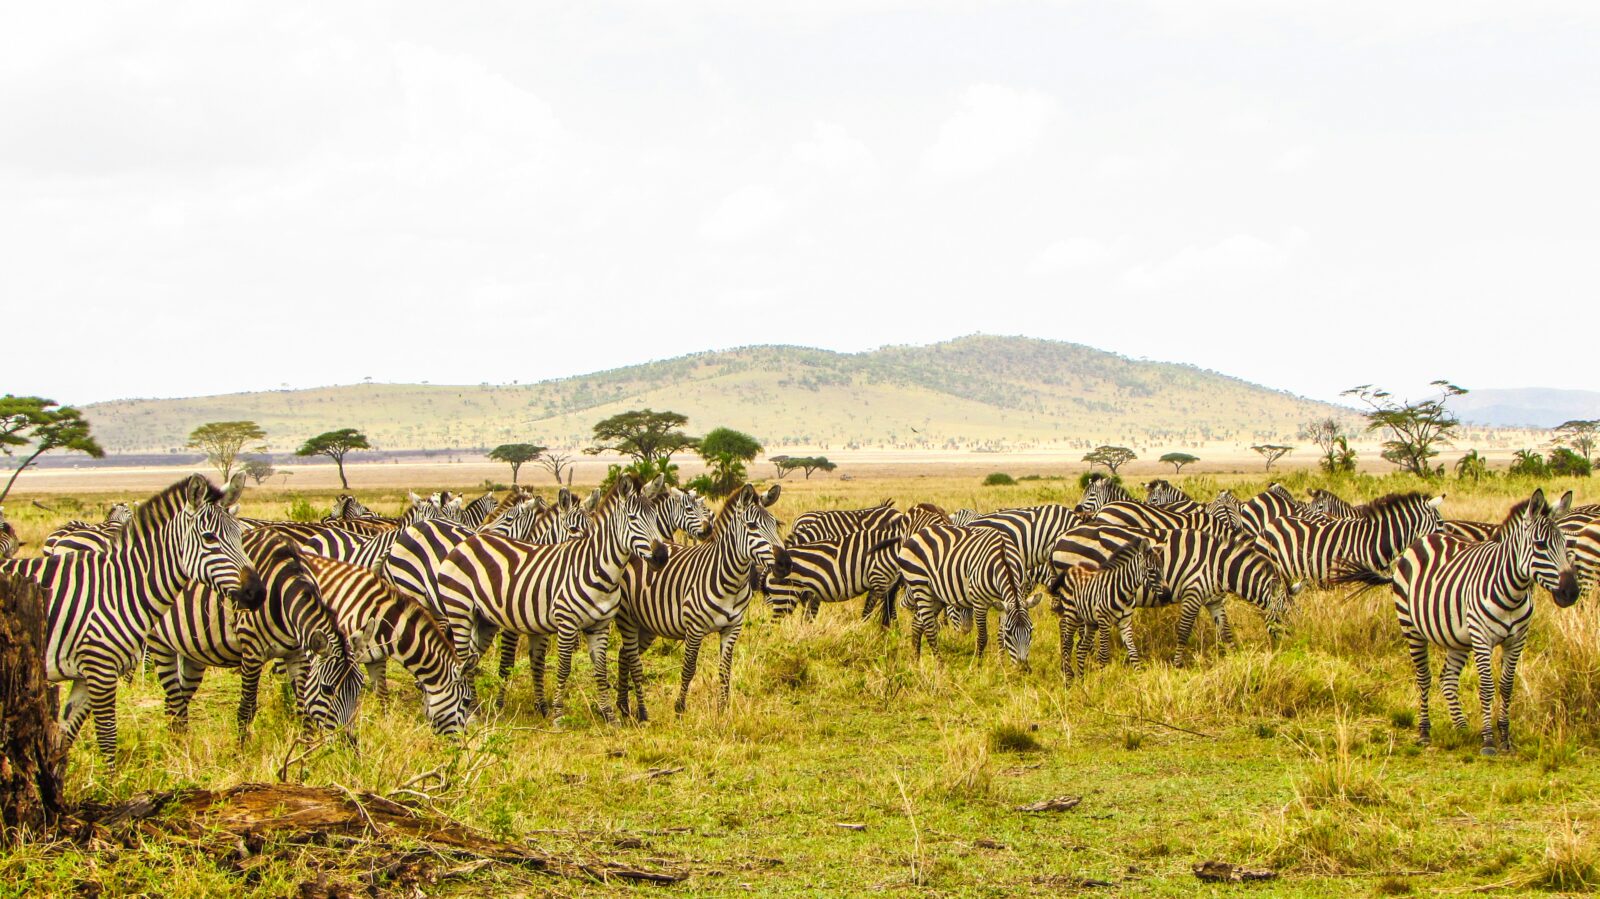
[0,507,17,559]
[1075,474,1127,515]
[1208,490,1244,532]
[1145,479,1190,507]
[660,487,713,541]
[1235,539,1297,633]
[302,617,373,738]
[1516,489,1580,607]
[597,474,668,569]
[171,474,266,610]
[725,484,790,578]
[998,545,1042,670]
[426,661,474,735]
[105,501,134,526]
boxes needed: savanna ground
[4,469,1600,896]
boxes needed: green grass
[4,473,1600,895]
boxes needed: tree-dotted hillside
[78,335,1352,453]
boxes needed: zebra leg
[585,627,619,725]
[149,645,190,732]
[366,660,388,705]
[974,606,989,658]
[862,590,879,623]
[630,633,655,723]
[86,666,122,768]
[549,627,581,721]
[1497,634,1527,753]
[615,625,633,720]
[675,628,707,715]
[1118,612,1142,669]
[1058,611,1079,681]
[1405,633,1434,745]
[237,652,266,739]
[526,634,549,716]
[716,623,744,713]
[1439,649,1469,731]
[497,631,520,680]
[59,680,92,750]
[1075,623,1093,675]
[1209,600,1235,650]
[1094,620,1112,666]
[1174,594,1204,667]
[804,595,821,621]
[1470,636,1498,755]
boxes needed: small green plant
[982,472,1015,486]
[286,497,320,522]
[987,723,1042,753]
[1389,708,1415,730]
[1121,728,1145,751]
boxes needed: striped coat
[1256,492,1445,586]
[1053,538,1163,679]
[896,523,1036,668]
[763,527,900,622]
[1091,500,1233,536]
[1239,483,1307,535]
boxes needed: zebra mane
[591,474,643,521]
[1497,495,1548,531]
[1353,491,1429,519]
[115,474,224,547]
[910,502,948,519]
[1095,536,1149,573]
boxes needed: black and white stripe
[1238,483,1308,535]
[764,526,899,623]
[789,498,902,544]
[1256,491,1445,586]
[1052,537,1162,679]
[1090,500,1234,536]
[1074,474,1135,515]
[896,522,1036,668]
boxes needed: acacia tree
[1301,417,1356,473]
[1555,420,1599,462]
[1159,452,1198,474]
[296,428,371,489]
[489,443,546,485]
[776,456,836,479]
[241,457,278,485]
[537,451,574,485]
[1252,444,1294,472]
[769,455,794,479]
[1083,445,1136,475]
[696,428,762,497]
[187,421,267,482]
[1343,381,1466,478]
[586,409,698,467]
[0,397,105,502]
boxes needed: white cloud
[792,121,875,176]
[1028,237,1115,274]
[920,84,1058,178]
[1121,233,1296,291]
[699,184,789,243]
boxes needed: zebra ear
[183,474,212,511]
[557,487,574,508]
[1025,592,1043,609]
[584,489,601,511]
[1427,495,1446,509]
[1554,489,1574,517]
[761,484,781,507]
[408,491,422,504]
[222,472,246,507]
[349,618,380,656]
[645,475,666,498]
[306,631,330,657]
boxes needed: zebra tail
[1327,560,1392,595]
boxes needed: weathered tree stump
[0,573,64,843]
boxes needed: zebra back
[1259,491,1444,585]
[969,504,1084,573]
[789,499,901,544]
[1092,500,1230,536]
[1239,483,1308,535]
[764,526,899,618]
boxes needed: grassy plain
[3,471,1600,896]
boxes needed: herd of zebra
[0,469,1595,769]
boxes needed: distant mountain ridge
[1451,388,1600,429]
[80,335,1353,454]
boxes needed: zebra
[1090,500,1234,536]
[0,506,18,559]
[1307,488,1360,520]
[1255,492,1445,587]
[615,484,787,720]
[145,529,370,740]
[1075,473,1135,515]
[1208,490,1245,532]
[0,474,265,766]
[454,491,501,529]
[1238,483,1309,535]
[968,504,1085,587]
[1443,520,1498,542]
[949,509,982,526]
[1335,489,1578,753]
[789,499,903,544]
[298,551,474,734]
[659,486,714,542]
[896,521,1037,668]
[1145,479,1193,507]
[1051,525,1294,665]
[434,474,667,722]
[763,527,900,622]
[296,498,451,574]
[42,502,136,555]
[1053,537,1163,679]
[1556,516,1600,591]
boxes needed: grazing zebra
[1075,474,1135,515]
[968,504,1084,585]
[146,529,369,739]
[0,475,265,766]
[1053,537,1163,679]
[659,486,714,542]
[789,498,902,545]
[764,527,901,622]
[1443,520,1498,542]
[1239,483,1309,535]
[42,502,137,555]
[615,484,787,719]
[297,498,451,573]
[1145,480,1193,507]
[299,552,473,734]
[1336,490,1578,753]
[896,521,1036,668]
[0,507,18,558]
[1051,525,1294,665]
[435,474,667,722]
[1307,488,1360,520]
[1090,500,1234,536]
[1256,492,1445,586]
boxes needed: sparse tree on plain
[489,443,546,485]
[0,396,105,502]
[696,428,762,497]
[1252,444,1293,472]
[241,457,278,486]
[537,451,574,485]
[1343,381,1466,478]
[296,428,371,489]
[1159,452,1198,474]
[776,456,836,479]
[585,409,698,466]
[187,420,266,482]
[769,455,793,479]
[1555,420,1599,462]
[1083,445,1136,475]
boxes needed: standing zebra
[763,527,900,622]
[789,498,903,545]
[146,529,369,740]
[659,486,714,542]
[1335,490,1578,753]
[1075,474,1135,515]
[299,552,474,734]
[1238,483,1309,535]
[1090,500,1234,536]
[615,484,787,719]
[296,499,451,574]
[1256,492,1445,586]
[43,501,138,555]
[0,475,265,766]
[968,504,1084,586]
[1053,537,1163,679]
[0,506,18,558]
[1144,480,1193,507]
[1307,488,1360,520]
[454,492,501,529]
[1052,525,1293,665]
[434,474,667,722]
[896,521,1036,668]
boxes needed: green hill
[80,335,1349,454]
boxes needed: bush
[1549,448,1592,477]
[1510,450,1550,479]
[286,497,320,522]
[987,723,1042,753]
[1078,471,1123,491]
[983,472,1016,486]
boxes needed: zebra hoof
[1480,745,1498,757]
[636,707,650,723]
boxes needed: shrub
[983,472,1016,486]
[1510,450,1550,479]
[286,497,320,522]
[987,723,1042,753]
[1549,447,1592,477]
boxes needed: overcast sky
[5,1,1597,407]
